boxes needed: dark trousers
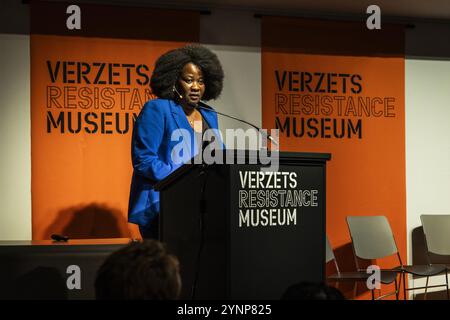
[139,216,160,240]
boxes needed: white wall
[0,34,31,240]
[204,45,261,143]
[201,10,262,148]
[405,59,450,296]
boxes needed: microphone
[173,86,183,100]
[51,234,69,242]
[196,101,279,146]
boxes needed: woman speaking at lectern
[128,44,224,239]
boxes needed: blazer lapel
[170,99,217,130]
[169,100,197,160]
[169,100,191,131]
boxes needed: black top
[198,115,211,153]
[202,115,210,134]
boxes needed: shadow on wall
[44,203,131,239]
[412,226,429,265]
[412,225,450,265]
[411,226,449,300]
[326,242,375,299]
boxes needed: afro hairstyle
[150,44,224,101]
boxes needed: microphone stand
[191,120,210,300]
[196,102,279,147]
[191,162,209,300]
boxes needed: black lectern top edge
[277,151,331,161]
[154,150,331,191]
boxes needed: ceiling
[61,0,450,21]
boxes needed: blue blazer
[128,98,220,227]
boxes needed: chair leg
[445,271,449,300]
[402,272,407,300]
[424,276,429,300]
[371,289,375,300]
[394,278,399,300]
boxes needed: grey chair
[418,214,450,299]
[344,217,404,300]
[346,215,447,300]
[326,235,397,299]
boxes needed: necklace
[187,112,196,127]
[185,108,200,129]
[187,116,202,132]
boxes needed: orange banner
[262,17,406,299]
[31,3,199,240]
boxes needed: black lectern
[155,150,331,299]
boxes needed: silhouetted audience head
[281,282,345,300]
[95,240,181,300]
